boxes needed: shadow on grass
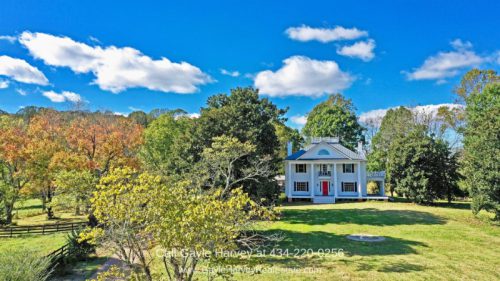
[14,203,43,211]
[281,208,445,226]
[271,230,427,256]
[231,230,427,270]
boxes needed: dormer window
[318,149,330,155]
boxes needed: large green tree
[368,106,414,172]
[460,70,499,219]
[192,87,286,200]
[302,94,364,149]
[140,113,193,177]
[387,126,460,204]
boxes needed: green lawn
[222,201,500,281]
[11,198,87,226]
[0,233,68,256]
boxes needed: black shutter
[353,164,355,173]
[342,164,345,173]
[355,182,357,192]
[294,182,296,191]
[304,164,307,173]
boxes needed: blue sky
[0,0,499,128]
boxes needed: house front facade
[285,137,387,204]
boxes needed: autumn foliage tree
[0,116,30,224]
[25,109,66,219]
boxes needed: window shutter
[343,164,345,173]
[353,164,355,173]
[355,182,357,192]
[304,164,307,173]
[294,182,296,191]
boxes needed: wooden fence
[46,244,70,269]
[0,222,88,238]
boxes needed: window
[295,164,307,173]
[343,164,355,173]
[318,149,330,155]
[342,182,357,192]
[294,182,309,192]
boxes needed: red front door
[322,181,329,196]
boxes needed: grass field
[221,201,500,281]
[11,198,87,226]
[3,200,499,280]
[0,233,68,256]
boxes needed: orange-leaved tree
[0,115,30,224]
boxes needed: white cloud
[290,115,307,126]
[286,25,368,43]
[0,35,17,43]
[404,39,484,81]
[220,69,240,77]
[0,80,9,89]
[337,39,376,61]
[19,31,212,93]
[16,89,28,96]
[114,112,128,116]
[254,56,354,97]
[358,109,389,126]
[42,90,82,103]
[187,113,200,118]
[128,106,142,111]
[0,55,49,85]
[359,103,464,127]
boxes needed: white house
[284,137,387,204]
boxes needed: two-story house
[284,137,387,204]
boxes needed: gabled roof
[286,140,366,161]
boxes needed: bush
[367,181,380,194]
[0,249,52,281]
[65,230,95,262]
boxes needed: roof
[285,149,306,160]
[286,140,366,161]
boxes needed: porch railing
[367,171,386,178]
[318,171,331,177]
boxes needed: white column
[287,162,292,198]
[380,181,385,196]
[310,163,315,198]
[357,162,362,198]
[333,163,337,198]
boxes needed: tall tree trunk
[5,202,14,225]
[41,192,47,211]
[46,186,55,219]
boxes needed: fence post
[10,227,13,238]
[42,225,45,235]
[56,224,59,232]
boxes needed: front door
[322,181,329,196]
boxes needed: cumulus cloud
[0,35,17,43]
[290,115,308,127]
[404,39,484,81]
[337,39,376,61]
[0,80,9,89]
[0,55,49,85]
[42,90,82,103]
[359,103,464,127]
[19,31,212,93]
[254,56,354,97]
[286,25,367,43]
[220,69,240,77]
